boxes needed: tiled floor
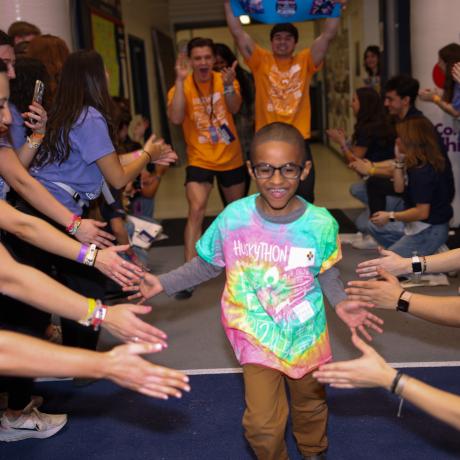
[154,143,363,219]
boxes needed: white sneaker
[352,234,379,249]
[0,407,67,442]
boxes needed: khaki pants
[242,364,328,460]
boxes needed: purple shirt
[9,103,27,151]
[31,107,115,215]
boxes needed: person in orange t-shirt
[168,37,245,298]
[224,0,346,203]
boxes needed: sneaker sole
[0,420,67,442]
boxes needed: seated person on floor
[128,122,383,460]
[326,87,398,249]
[363,116,453,258]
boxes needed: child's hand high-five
[126,273,164,303]
[335,300,384,341]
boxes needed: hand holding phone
[29,80,44,125]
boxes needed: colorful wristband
[66,215,82,235]
[83,244,97,266]
[90,301,108,331]
[78,298,98,326]
[77,244,89,263]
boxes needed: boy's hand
[336,300,384,341]
[125,273,164,302]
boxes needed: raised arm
[313,332,460,430]
[97,136,177,190]
[221,61,242,114]
[224,0,255,60]
[310,17,340,67]
[167,53,190,125]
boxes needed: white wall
[0,0,72,48]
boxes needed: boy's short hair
[0,30,12,46]
[7,21,41,40]
[250,122,305,162]
[384,75,420,106]
[187,37,215,57]
[270,23,299,43]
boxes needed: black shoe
[175,288,194,300]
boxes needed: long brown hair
[36,50,116,167]
[26,34,69,103]
[439,43,460,103]
[396,117,445,172]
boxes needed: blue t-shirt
[9,103,27,151]
[405,163,453,225]
[31,107,115,215]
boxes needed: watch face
[412,261,422,273]
[397,298,410,312]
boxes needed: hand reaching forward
[346,269,402,310]
[103,303,168,347]
[125,272,164,303]
[336,300,383,341]
[76,219,115,248]
[356,247,409,278]
[104,342,191,399]
[313,332,396,389]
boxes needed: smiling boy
[133,123,382,459]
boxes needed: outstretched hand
[124,272,164,303]
[313,332,396,389]
[356,247,408,278]
[221,60,238,87]
[104,342,191,399]
[76,219,115,248]
[336,300,383,341]
[346,269,402,310]
[103,303,168,347]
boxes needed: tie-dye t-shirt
[196,195,341,378]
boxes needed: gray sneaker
[0,407,67,442]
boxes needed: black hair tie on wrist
[390,371,403,394]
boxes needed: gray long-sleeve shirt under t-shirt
[159,200,347,308]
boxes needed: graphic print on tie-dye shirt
[196,195,341,378]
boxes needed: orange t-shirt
[167,72,243,171]
[246,44,320,139]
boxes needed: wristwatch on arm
[397,290,412,312]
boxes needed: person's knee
[243,411,286,451]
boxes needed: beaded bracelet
[66,215,82,235]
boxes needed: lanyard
[193,74,215,124]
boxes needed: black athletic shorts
[185,165,247,187]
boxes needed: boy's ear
[246,160,255,180]
[300,161,312,181]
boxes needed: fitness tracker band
[411,255,422,275]
[397,290,412,312]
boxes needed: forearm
[159,256,223,296]
[399,376,460,430]
[311,18,340,66]
[393,168,405,193]
[319,267,347,308]
[16,142,39,168]
[140,178,160,198]
[0,331,107,378]
[408,293,460,327]
[392,207,426,223]
[168,81,186,125]
[110,217,130,245]
[224,1,254,58]
[433,98,460,118]
[425,248,460,273]
[0,245,87,321]
[224,91,242,114]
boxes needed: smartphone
[29,80,45,124]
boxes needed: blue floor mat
[2,367,460,460]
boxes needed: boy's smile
[248,140,311,217]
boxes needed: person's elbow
[167,108,184,125]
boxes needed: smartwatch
[389,211,395,222]
[397,290,412,312]
[411,255,422,275]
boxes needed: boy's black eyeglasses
[251,163,303,179]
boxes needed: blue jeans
[350,181,404,233]
[367,220,449,257]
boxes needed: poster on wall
[91,12,121,96]
[230,0,342,24]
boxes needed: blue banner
[231,0,341,24]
